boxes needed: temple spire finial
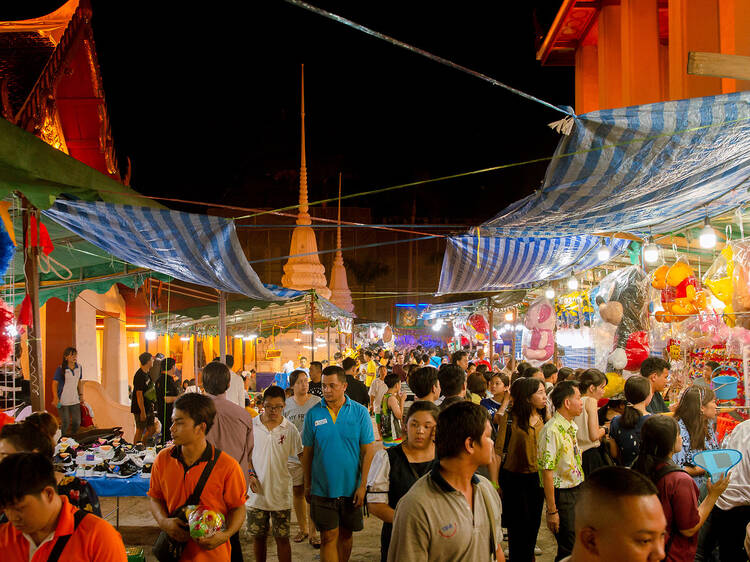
[298,64,310,225]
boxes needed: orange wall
[44,298,74,413]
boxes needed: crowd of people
[1,344,750,561]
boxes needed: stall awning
[439,91,750,293]
[43,200,285,301]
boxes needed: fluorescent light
[128,342,139,348]
[180,336,190,342]
[233,334,244,339]
[301,329,312,335]
[145,330,157,341]
[699,223,717,249]
[545,288,555,299]
[294,338,301,342]
[316,337,326,343]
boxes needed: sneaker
[54,452,75,473]
[107,458,140,478]
[109,448,128,464]
[140,463,153,479]
[92,463,108,478]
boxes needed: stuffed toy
[732,241,750,330]
[596,266,649,372]
[704,246,735,325]
[523,297,555,362]
[652,260,707,321]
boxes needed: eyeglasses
[264,405,284,412]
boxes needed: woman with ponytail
[633,416,729,561]
[609,375,652,466]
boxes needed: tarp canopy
[439,91,750,293]
[44,200,286,301]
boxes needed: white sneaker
[535,546,542,555]
[503,548,510,559]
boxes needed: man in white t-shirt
[213,355,247,407]
[247,385,303,562]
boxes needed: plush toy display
[187,506,226,538]
[731,241,750,330]
[704,246,735,325]
[652,260,707,322]
[596,266,650,372]
[523,297,555,362]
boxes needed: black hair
[550,380,579,410]
[557,367,574,382]
[541,363,558,380]
[322,364,347,384]
[450,350,468,364]
[289,369,308,387]
[212,355,235,369]
[467,373,487,396]
[263,385,287,402]
[620,376,652,429]
[364,350,372,358]
[408,366,439,399]
[640,357,670,378]
[404,400,440,426]
[577,466,658,518]
[438,365,466,397]
[632,416,680,483]
[202,361,230,395]
[384,373,401,389]
[705,361,720,373]
[24,411,58,443]
[436,401,489,459]
[309,361,323,371]
[511,377,548,432]
[61,346,77,369]
[174,393,216,433]
[341,357,357,372]
[421,353,430,364]
[515,361,531,377]
[139,352,153,366]
[161,357,176,374]
[489,372,510,387]
[578,369,608,395]
[0,422,54,459]
[0,453,57,508]
[476,364,489,375]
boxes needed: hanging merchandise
[522,297,555,362]
[703,245,735,325]
[595,266,650,375]
[651,259,707,322]
[731,240,750,330]
[467,313,489,341]
[681,312,730,349]
[0,299,14,364]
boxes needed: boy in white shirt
[247,385,303,562]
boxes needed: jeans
[59,404,81,435]
[554,485,580,562]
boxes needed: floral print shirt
[537,412,584,489]
[57,475,102,517]
[672,418,719,489]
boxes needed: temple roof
[0,32,54,118]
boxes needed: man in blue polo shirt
[302,365,375,562]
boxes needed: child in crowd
[380,374,405,447]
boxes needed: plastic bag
[186,506,226,539]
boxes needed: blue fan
[692,449,743,480]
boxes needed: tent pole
[22,199,44,412]
[219,291,226,363]
[487,297,494,370]
[327,324,331,362]
[310,292,315,362]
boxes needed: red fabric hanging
[18,295,32,327]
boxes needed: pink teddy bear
[523,298,556,362]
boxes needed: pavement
[105,495,558,561]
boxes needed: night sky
[17,1,574,225]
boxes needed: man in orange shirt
[0,452,126,561]
[149,393,247,561]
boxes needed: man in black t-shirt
[308,360,323,398]
[342,357,369,406]
[131,352,156,443]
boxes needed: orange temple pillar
[621,0,661,106]
[597,2,623,110]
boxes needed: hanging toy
[652,260,707,321]
[703,246,735,325]
[522,297,555,362]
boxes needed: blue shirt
[302,396,374,498]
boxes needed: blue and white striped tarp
[439,91,750,293]
[44,200,287,301]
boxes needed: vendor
[694,361,720,388]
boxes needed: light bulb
[432,319,443,332]
[597,246,611,261]
[567,275,579,291]
[301,329,312,335]
[145,330,157,341]
[699,223,717,249]
[545,288,555,299]
[504,311,514,321]
[643,242,659,264]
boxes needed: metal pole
[219,291,226,362]
[310,292,315,362]
[487,297,494,370]
[327,324,331,362]
[22,200,44,412]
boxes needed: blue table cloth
[87,475,150,497]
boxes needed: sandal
[309,535,321,549]
[293,531,308,543]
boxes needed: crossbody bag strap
[185,445,222,507]
[478,482,498,562]
[47,509,88,562]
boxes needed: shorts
[246,507,291,538]
[288,459,304,487]
[310,495,364,532]
[133,411,155,431]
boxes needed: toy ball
[187,505,226,539]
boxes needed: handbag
[152,445,222,562]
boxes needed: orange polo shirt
[0,495,126,561]
[148,442,247,562]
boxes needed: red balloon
[469,314,489,335]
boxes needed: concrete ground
[107,495,558,561]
